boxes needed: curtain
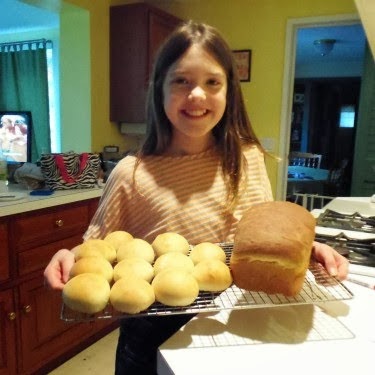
[0,40,51,162]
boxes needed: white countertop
[157,196,375,375]
[322,196,375,216]
[157,280,374,375]
[0,184,103,217]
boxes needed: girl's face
[162,44,227,151]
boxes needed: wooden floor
[48,329,119,374]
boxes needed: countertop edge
[0,187,103,217]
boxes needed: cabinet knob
[55,219,64,227]
[23,305,32,313]
[8,312,16,320]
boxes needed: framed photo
[233,49,251,82]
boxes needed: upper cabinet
[110,3,182,123]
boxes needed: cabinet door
[17,276,93,374]
[148,10,181,74]
[110,3,181,122]
[12,202,90,252]
[0,220,9,283]
[0,290,17,375]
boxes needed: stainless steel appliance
[315,209,375,266]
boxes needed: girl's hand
[312,241,349,280]
[43,249,75,290]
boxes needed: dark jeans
[115,314,195,375]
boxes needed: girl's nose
[188,85,206,101]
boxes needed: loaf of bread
[230,201,316,296]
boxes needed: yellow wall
[65,0,358,192]
[64,0,137,154]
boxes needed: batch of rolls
[63,201,316,316]
[63,231,233,315]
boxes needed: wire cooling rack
[61,243,353,322]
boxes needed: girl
[44,21,348,374]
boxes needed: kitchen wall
[65,0,358,195]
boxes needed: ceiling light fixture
[313,39,336,56]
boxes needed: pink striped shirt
[84,144,273,244]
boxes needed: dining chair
[289,152,322,168]
[292,193,335,210]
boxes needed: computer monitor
[0,111,32,164]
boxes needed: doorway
[277,14,363,201]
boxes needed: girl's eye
[207,79,221,86]
[172,77,189,85]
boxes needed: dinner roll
[152,232,190,258]
[63,273,110,314]
[104,231,133,251]
[153,252,194,275]
[192,259,233,292]
[117,238,155,264]
[110,277,155,314]
[190,242,227,265]
[69,256,114,283]
[113,257,154,283]
[74,239,117,264]
[152,269,199,306]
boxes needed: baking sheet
[61,243,353,322]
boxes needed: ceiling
[0,0,59,34]
[296,24,366,65]
[0,1,367,66]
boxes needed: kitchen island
[157,197,375,375]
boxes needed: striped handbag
[40,152,100,190]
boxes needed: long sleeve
[84,145,273,244]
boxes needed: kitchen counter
[0,184,103,217]
[157,196,374,375]
[322,196,375,216]
[157,282,374,375]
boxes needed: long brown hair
[138,20,264,208]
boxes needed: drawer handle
[8,312,16,321]
[55,219,64,227]
[23,305,32,314]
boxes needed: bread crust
[230,201,316,296]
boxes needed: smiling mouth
[183,109,208,117]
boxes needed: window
[339,105,356,128]
[46,47,59,152]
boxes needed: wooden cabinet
[0,290,17,375]
[0,220,9,283]
[110,3,181,122]
[0,198,117,375]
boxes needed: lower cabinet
[0,198,118,375]
[0,289,17,375]
[18,276,97,374]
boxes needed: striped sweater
[84,144,273,244]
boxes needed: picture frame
[233,49,251,82]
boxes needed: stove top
[316,209,375,234]
[315,231,375,267]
